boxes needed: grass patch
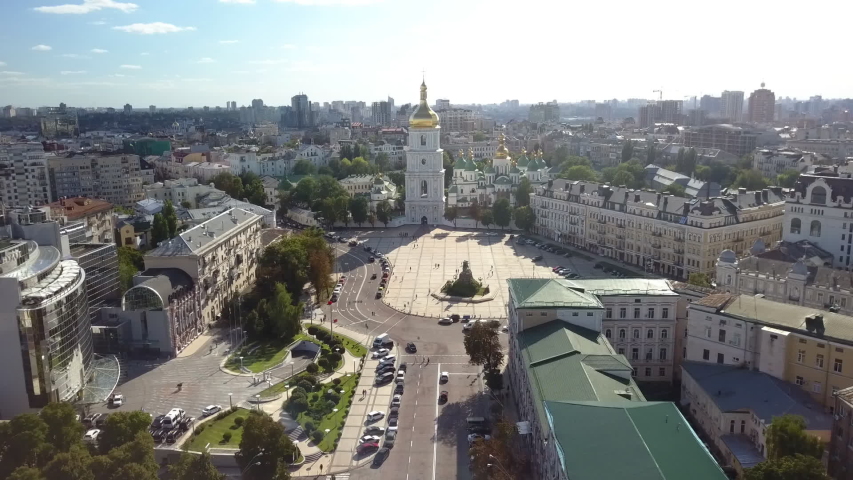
[224,339,291,373]
[311,325,367,358]
[293,373,359,452]
[187,408,250,450]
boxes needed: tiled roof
[48,197,113,220]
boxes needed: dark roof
[138,268,194,299]
[791,174,853,203]
[692,293,734,308]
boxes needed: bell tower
[404,80,445,225]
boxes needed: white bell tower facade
[404,81,445,225]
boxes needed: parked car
[179,416,195,432]
[366,411,385,422]
[439,391,448,403]
[391,394,402,407]
[388,416,398,427]
[364,246,372,252]
[389,407,399,418]
[376,365,396,375]
[165,429,179,444]
[438,317,452,325]
[394,383,404,395]
[468,433,491,444]
[358,442,380,454]
[364,426,385,435]
[82,413,102,427]
[152,429,167,442]
[440,372,449,383]
[395,372,405,383]
[398,362,407,372]
[532,255,543,261]
[360,435,382,444]
[376,372,394,385]
[151,415,165,430]
[108,393,124,407]
[405,342,417,353]
[373,447,390,466]
[202,405,222,417]
[95,413,110,427]
[372,348,390,359]
[379,355,396,364]
[83,429,101,444]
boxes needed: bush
[194,425,205,435]
[324,392,341,404]
[307,325,319,335]
[332,378,341,386]
[222,431,232,442]
[311,430,324,444]
[311,392,320,402]
[305,421,315,432]
[234,417,245,428]
[327,352,342,364]
[215,410,229,420]
[293,386,308,398]
[306,363,319,374]
[297,379,314,392]
[317,358,330,370]
[289,397,309,414]
[300,373,318,385]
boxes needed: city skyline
[1,0,852,107]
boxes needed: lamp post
[239,356,244,371]
[228,392,233,409]
[242,451,264,475]
[255,394,260,410]
[284,384,290,401]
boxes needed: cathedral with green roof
[446,132,553,208]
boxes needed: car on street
[364,426,385,435]
[108,393,124,407]
[395,372,405,383]
[349,240,358,246]
[398,362,407,372]
[376,292,382,299]
[366,411,385,422]
[372,348,389,359]
[379,355,396,364]
[179,417,195,432]
[468,433,491,444]
[532,255,543,261]
[405,342,417,353]
[438,317,452,325]
[358,442,380,454]
[360,435,382,444]
[95,413,110,427]
[371,273,377,280]
[440,372,449,383]
[552,266,563,272]
[388,416,398,427]
[83,429,101,444]
[394,383,404,395]
[364,246,372,252]
[389,407,399,418]
[82,413,102,427]
[439,391,448,403]
[376,365,396,375]
[202,405,222,417]
[368,256,375,262]
[385,426,398,440]
[391,394,401,407]
[373,447,390,466]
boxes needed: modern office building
[0,142,52,207]
[291,94,312,128]
[531,179,786,279]
[683,124,758,157]
[720,90,744,121]
[747,84,776,124]
[371,101,392,126]
[47,152,147,207]
[0,239,92,418]
[505,278,727,480]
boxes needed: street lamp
[228,392,233,409]
[255,394,260,410]
[284,384,290,401]
[242,451,264,474]
[488,455,511,477]
[239,356,244,371]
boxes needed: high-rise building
[594,103,612,121]
[747,83,775,123]
[149,105,156,114]
[638,103,660,129]
[529,102,560,123]
[251,99,264,110]
[123,104,132,114]
[720,91,744,122]
[658,100,683,124]
[0,143,52,207]
[2,106,16,118]
[39,107,79,139]
[809,95,823,116]
[683,124,758,157]
[404,81,444,225]
[48,153,147,207]
[291,94,312,128]
[371,101,392,126]
[699,95,722,117]
[436,99,451,110]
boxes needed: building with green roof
[506,277,726,480]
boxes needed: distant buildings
[700,95,722,117]
[0,143,52,207]
[435,99,450,110]
[434,108,473,132]
[371,101,392,126]
[747,84,775,123]
[291,94,312,128]
[528,101,560,123]
[48,153,149,207]
[644,165,722,198]
[683,124,758,157]
[752,148,817,176]
[47,197,114,243]
[143,178,225,208]
[720,90,744,122]
[786,139,853,159]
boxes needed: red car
[358,442,380,454]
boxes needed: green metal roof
[483,166,495,174]
[507,278,603,309]
[516,153,529,167]
[447,185,458,194]
[568,278,678,297]
[510,165,521,174]
[545,401,727,480]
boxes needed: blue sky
[1,0,852,108]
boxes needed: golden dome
[495,132,509,159]
[409,81,440,129]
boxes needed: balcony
[674,236,685,242]
[617,223,625,228]
[674,249,684,255]
[616,234,625,240]
[597,218,606,224]
[651,243,661,249]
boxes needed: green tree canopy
[291,159,316,175]
[621,140,634,162]
[261,283,302,340]
[98,411,153,454]
[562,165,598,182]
[687,273,712,288]
[745,454,828,480]
[168,452,225,480]
[39,402,84,452]
[212,172,244,199]
[444,206,458,227]
[237,412,298,480]
[375,200,392,227]
[161,200,177,238]
[766,414,824,460]
[493,198,512,229]
[662,183,686,197]
[733,169,770,191]
[515,177,533,207]
[463,321,504,371]
[513,206,535,232]
[348,196,369,226]
[349,157,371,175]
[481,209,494,229]
[151,213,168,247]
[776,170,800,188]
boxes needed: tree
[611,170,634,187]
[169,452,224,480]
[674,147,685,172]
[444,206,458,227]
[350,157,371,175]
[776,170,800,188]
[694,165,711,181]
[292,159,316,175]
[562,165,597,182]
[8,467,44,480]
[257,237,309,299]
[238,412,298,480]
[469,419,525,480]
[162,200,177,238]
[375,153,390,172]
[464,322,504,372]
[745,455,828,480]
[387,171,405,190]
[472,132,487,142]
[212,172,244,200]
[375,200,392,227]
[766,415,824,460]
[646,142,656,164]
[151,213,168,246]
[0,413,51,477]
[42,447,94,480]
[348,196,369,227]
[39,402,84,452]
[493,199,512,230]
[443,151,454,187]
[687,273,712,288]
[241,174,268,206]
[662,184,686,197]
[513,206,535,232]
[481,209,494,229]
[683,148,698,174]
[261,283,303,340]
[98,411,154,454]
[469,198,482,228]
[515,177,533,207]
[733,169,769,191]
[621,140,634,163]
[180,200,191,208]
[333,195,350,227]
[289,177,316,207]
[368,212,376,228]
[89,431,158,480]
[553,145,569,167]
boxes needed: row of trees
[443,200,536,232]
[745,414,827,480]
[212,171,268,207]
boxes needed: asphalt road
[324,231,506,480]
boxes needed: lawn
[187,408,251,451]
[295,373,360,452]
[311,325,367,358]
[224,339,291,373]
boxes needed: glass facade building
[70,243,119,322]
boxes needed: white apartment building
[443,141,498,159]
[48,153,146,207]
[684,293,762,368]
[260,176,280,206]
[752,148,817,177]
[435,108,474,132]
[786,139,853,159]
[370,143,405,168]
[0,143,52,207]
[532,179,786,279]
[144,208,263,325]
[295,145,329,169]
[784,172,853,268]
[228,151,290,178]
[144,178,224,208]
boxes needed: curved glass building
[0,239,92,417]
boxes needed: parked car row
[517,237,574,258]
[552,265,580,279]
[376,255,390,299]
[148,407,195,444]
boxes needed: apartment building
[505,278,726,480]
[683,124,757,157]
[228,151,289,177]
[47,153,146,207]
[681,362,830,478]
[784,172,853,268]
[786,139,853,159]
[47,197,113,243]
[144,208,262,326]
[752,148,817,176]
[435,108,474,132]
[685,293,853,409]
[829,387,853,479]
[531,179,786,279]
[370,143,405,168]
[587,140,621,167]
[0,142,52,207]
[747,84,775,124]
[720,91,744,121]
[442,141,498,160]
[144,178,224,208]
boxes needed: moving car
[108,393,124,407]
[202,405,222,417]
[391,394,401,407]
[438,317,452,325]
[364,246,372,252]
[468,433,491,444]
[438,391,448,403]
[376,292,382,299]
[440,372,449,383]
[532,255,543,261]
[366,411,385,422]
[364,426,385,435]
[358,442,380,454]
[349,240,358,247]
[373,447,390,466]
[368,256,375,263]
[405,342,417,353]
[371,348,390,359]
[371,273,377,280]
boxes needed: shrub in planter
[332,378,341,386]
[311,392,320,401]
[307,325,319,335]
[222,432,232,442]
[288,397,309,414]
[311,430,324,444]
[306,363,319,374]
[301,373,318,385]
[234,417,245,428]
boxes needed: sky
[1,0,852,109]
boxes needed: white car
[395,372,405,383]
[440,372,449,383]
[371,348,390,359]
[83,429,101,443]
[202,405,222,417]
[438,317,452,325]
[359,435,382,444]
[391,394,402,407]
[366,411,385,422]
[109,393,124,406]
[379,355,396,365]
[385,426,398,440]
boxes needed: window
[646,348,653,360]
[647,329,654,339]
[718,330,726,343]
[717,353,724,364]
[706,326,712,338]
[797,350,805,363]
[618,347,625,355]
[644,367,652,377]
[659,367,666,377]
[730,420,735,433]
[816,354,825,368]
[619,307,626,319]
[811,186,827,205]
[810,220,822,237]
[647,307,655,318]
[659,348,667,360]
[835,358,843,373]
[634,307,641,318]
[421,180,428,196]
[633,329,640,339]
[572,312,578,317]
[662,308,669,319]
[631,348,639,360]
[606,308,612,319]
[813,381,822,393]
[732,333,741,347]
[703,349,710,361]
[740,420,746,434]
[795,376,804,386]
[605,329,612,339]
[790,217,801,234]
[420,134,426,146]
[619,329,626,339]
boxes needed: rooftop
[146,208,261,257]
[48,197,113,220]
[568,278,678,297]
[682,362,832,430]
[546,401,727,480]
[507,278,603,309]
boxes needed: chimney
[738,187,747,195]
[754,191,762,204]
[762,189,769,203]
[634,193,641,202]
[579,184,585,194]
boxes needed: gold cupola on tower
[409,80,440,129]
[494,132,509,159]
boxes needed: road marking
[433,362,440,480]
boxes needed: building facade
[404,82,445,225]
[683,124,758,157]
[48,153,146,207]
[752,148,817,177]
[720,91,744,121]
[784,172,853,268]
[0,143,52,207]
[531,179,786,279]
[143,178,224,208]
[786,139,853,159]
[830,387,853,479]
[47,197,114,243]
[747,84,775,124]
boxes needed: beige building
[143,178,224,208]
[48,153,147,207]
[0,142,52,207]
[144,208,263,325]
[47,197,114,243]
[339,174,398,212]
[830,387,853,479]
[531,179,786,279]
[752,148,817,177]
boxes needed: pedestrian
[427,357,430,365]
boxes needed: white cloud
[61,70,87,75]
[0,62,6,67]
[108,73,130,78]
[62,53,90,59]
[248,59,287,65]
[89,20,106,25]
[91,48,108,53]
[281,44,297,49]
[140,52,150,56]
[32,45,53,51]
[220,0,255,3]
[196,57,215,64]
[120,64,142,69]
[272,0,382,4]
[219,40,239,44]
[112,23,196,34]
[35,0,138,14]
[0,71,25,75]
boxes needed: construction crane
[653,89,663,101]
